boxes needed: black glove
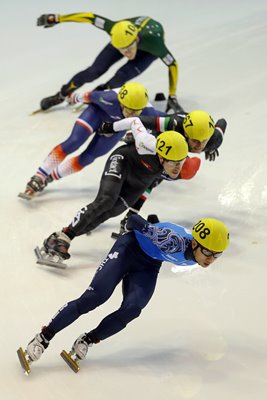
[97,122,115,137]
[205,149,219,161]
[166,114,179,130]
[166,96,184,113]
[37,14,59,28]
[122,131,134,144]
[147,214,160,224]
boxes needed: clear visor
[200,245,223,258]
[121,106,143,117]
[163,158,186,167]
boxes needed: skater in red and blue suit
[20,82,164,199]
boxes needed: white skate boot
[17,333,49,375]
[27,333,49,361]
[72,333,93,360]
[61,333,93,373]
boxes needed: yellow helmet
[192,218,229,252]
[183,110,215,141]
[118,82,149,110]
[156,131,188,161]
[111,20,138,49]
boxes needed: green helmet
[156,131,188,161]
[192,218,230,252]
[111,20,138,49]
[118,82,149,110]
[183,110,215,141]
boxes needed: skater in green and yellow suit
[37,12,180,112]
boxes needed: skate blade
[30,109,43,116]
[111,232,120,240]
[60,350,80,373]
[34,246,67,269]
[17,347,31,375]
[18,191,35,200]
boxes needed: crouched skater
[17,215,229,373]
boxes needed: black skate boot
[43,231,71,260]
[18,175,47,200]
[45,174,53,185]
[61,332,95,373]
[34,231,71,269]
[27,175,46,192]
[40,91,65,111]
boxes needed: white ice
[1,1,267,399]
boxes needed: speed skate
[17,347,32,375]
[34,246,67,269]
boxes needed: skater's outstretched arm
[205,119,227,161]
[37,12,115,32]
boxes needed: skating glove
[67,92,92,105]
[37,14,59,28]
[205,149,219,161]
[166,114,179,130]
[147,214,160,224]
[123,132,134,144]
[166,95,184,113]
[97,122,116,137]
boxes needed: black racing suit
[65,142,166,238]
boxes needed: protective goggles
[199,245,223,259]
[163,159,186,167]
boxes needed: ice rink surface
[1,1,267,399]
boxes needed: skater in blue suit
[18,215,229,373]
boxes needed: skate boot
[17,333,49,375]
[34,231,71,269]
[18,175,47,200]
[45,174,54,185]
[40,91,65,111]
[61,333,93,373]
